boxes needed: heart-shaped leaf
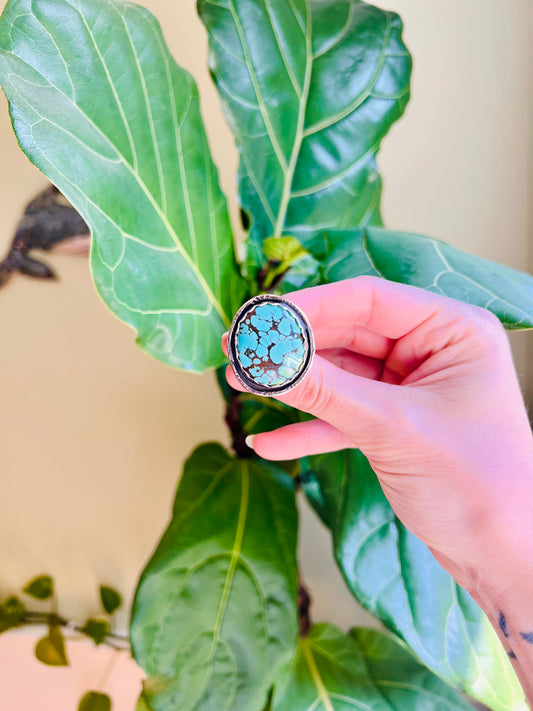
[35,626,69,666]
[82,618,110,646]
[78,692,112,711]
[0,596,26,633]
[130,443,298,711]
[302,451,526,711]
[199,0,411,271]
[0,0,248,372]
[135,696,152,711]
[272,623,475,711]
[99,586,122,616]
[319,227,533,329]
[23,574,53,600]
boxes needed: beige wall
[0,0,531,645]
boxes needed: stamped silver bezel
[227,294,315,397]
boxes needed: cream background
[0,0,531,705]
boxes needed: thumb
[226,353,399,447]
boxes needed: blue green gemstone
[235,302,307,389]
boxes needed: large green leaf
[318,227,533,329]
[0,0,247,371]
[199,0,411,270]
[302,451,526,711]
[272,623,474,711]
[130,443,298,711]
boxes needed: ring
[227,294,315,397]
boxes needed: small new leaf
[23,575,53,600]
[0,596,26,633]
[35,626,68,666]
[99,586,122,615]
[263,237,308,264]
[78,691,112,711]
[82,618,110,646]
[262,237,320,292]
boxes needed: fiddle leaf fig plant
[1,0,533,709]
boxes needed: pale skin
[223,276,533,704]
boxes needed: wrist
[465,485,533,620]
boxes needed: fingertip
[245,420,352,461]
[225,363,246,393]
[221,332,229,356]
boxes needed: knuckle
[469,306,506,345]
[297,366,335,417]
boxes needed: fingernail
[245,435,255,450]
[222,331,228,339]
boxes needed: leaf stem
[298,579,312,637]
[224,386,254,459]
[98,648,123,689]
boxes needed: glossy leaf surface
[0,0,247,371]
[199,0,411,270]
[131,443,298,711]
[302,451,525,710]
[272,623,474,711]
[319,227,533,329]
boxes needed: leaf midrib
[301,638,336,711]
[273,0,312,237]
[302,14,393,138]
[188,461,251,707]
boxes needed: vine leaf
[130,443,298,711]
[82,618,111,646]
[272,623,475,711]
[318,227,533,329]
[99,586,122,615]
[0,0,248,372]
[78,692,112,711]
[302,451,526,711]
[0,596,26,633]
[35,626,69,666]
[199,0,411,271]
[135,696,152,711]
[23,574,54,600]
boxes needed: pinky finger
[248,419,353,461]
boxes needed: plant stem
[298,580,312,637]
[99,648,123,689]
[21,611,130,649]
[225,386,254,459]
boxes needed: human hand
[223,277,533,590]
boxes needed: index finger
[285,276,453,347]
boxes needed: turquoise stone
[235,302,308,389]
